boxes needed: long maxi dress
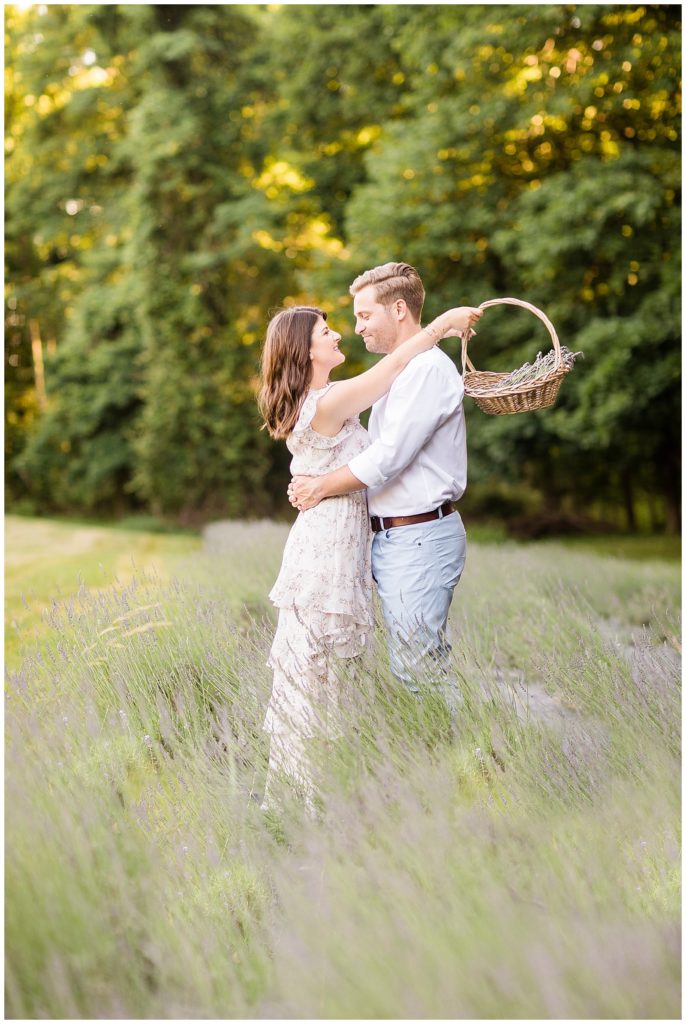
[263,385,373,808]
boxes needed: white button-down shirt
[347,347,467,517]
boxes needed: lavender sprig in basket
[460,297,582,415]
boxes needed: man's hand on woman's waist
[288,465,365,512]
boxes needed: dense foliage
[5,4,681,528]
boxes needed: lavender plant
[5,520,681,1018]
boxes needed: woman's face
[309,316,345,373]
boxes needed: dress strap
[294,384,339,432]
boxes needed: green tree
[5,3,144,512]
[6,4,681,530]
[7,5,283,519]
[120,5,271,519]
[339,3,681,530]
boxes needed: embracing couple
[257,262,482,809]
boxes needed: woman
[257,303,479,810]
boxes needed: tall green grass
[5,520,681,1018]
[5,514,201,669]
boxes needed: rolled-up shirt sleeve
[347,359,463,489]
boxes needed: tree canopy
[5,4,681,530]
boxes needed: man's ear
[394,298,408,321]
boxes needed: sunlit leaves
[5,3,681,527]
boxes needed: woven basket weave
[461,297,569,415]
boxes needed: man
[288,262,480,693]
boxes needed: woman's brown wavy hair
[257,306,326,439]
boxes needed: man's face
[352,284,399,354]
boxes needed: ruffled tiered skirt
[263,491,373,808]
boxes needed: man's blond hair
[349,262,425,321]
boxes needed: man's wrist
[320,465,367,498]
[314,478,329,501]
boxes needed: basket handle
[461,297,562,376]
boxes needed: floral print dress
[263,385,372,808]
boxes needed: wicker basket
[461,297,569,415]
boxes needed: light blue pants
[371,510,467,694]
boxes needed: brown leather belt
[370,501,455,534]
